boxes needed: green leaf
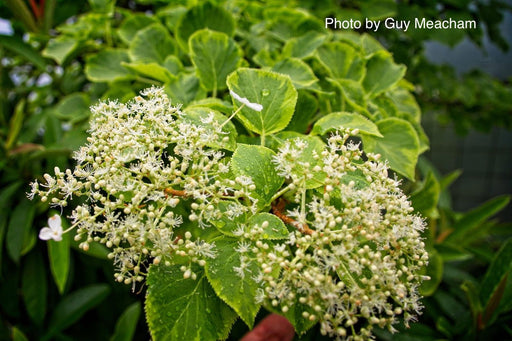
[316,42,365,81]
[6,199,35,264]
[419,249,443,296]
[164,73,204,106]
[286,90,318,133]
[54,93,90,122]
[231,144,284,209]
[175,2,235,52]
[129,24,176,64]
[110,302,141,341]
[121,62,175,83]
[311,111,382,137]
[6,99,25,151]
[11,327,29,341]
[117,14,159,45]
[189,29,242,94]
[247,213,289,239]
[445,195,510,242]
[146,264,237,341]
[22,251,47,325]
[410,171,441,218]
[0,35,47,70]
[338,79,370,116]
[42,36,80,64]
[479,238,512,326]
[179,106,237,151]
[45,284,110,339]
[282,31,328,59]
[205,237,261,327]
[48,231,71,294]
[85,49,133,82]
[363,51,406,98]
[226,68,297,136]
[271,58,319,89]
[361,118,420,179]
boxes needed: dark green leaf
[146,264,237,341]
[419,249,443,296]
[48,231,71,294]
[22,251,47,325]
[6,199,35,264]
[410,171,441,218]
[110,302,141,341]
[45,284,110,338]
[0,35,47,70]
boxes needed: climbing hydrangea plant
[30,84,429,340]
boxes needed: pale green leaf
[129,23,176,64]
[146,264,237,341]
[122,62,175,83]
[85,49,133,82]
[311,111,382,137]
[363,51,406,98]
[42,36,80,65]
[271,58,319,89]
[226,68,297,136]
[282,31,329,59]
[361,118,420,179]
[164,73,204,106]
[316,42,365,81]
[231,144,284,209]
[54,93,90,122]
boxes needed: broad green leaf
[48,231,71,294]
[175,2,235,52]
[22,252,47,325]
[163,55,183,75]
[122,62,175,83]
[117,14,159,45]
[0,35,47,70]
[129,24,176,64]
[479,238,512,319]
[361,118,420,179]
[6,199,35,264]
[210,201,248,236]
[54,93,90,122]
[271,58,319,89]
[410,171,441,218]
[186,98,233,115]
[311,111,382,137]
[316,42,365,81]
[179,107,237,151]
[338,79,370,117]
[360,0,397,20]
[445,195,510,242]
[388,87,421,123]
[45,284,110,338]
[42,36,80,64]
[85,49,133,82]
[146,264,237,341]
[189,29,242,95]
[247,213,288,239]
[226,68,297,136]
[419,249,443,296]
[363,51,406,98]
[282,31,329,59]
[231,144,284,209]
[205,237,261,327]
[110,302,141,341]
[164,73,204,106]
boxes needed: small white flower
[39,214,63,241]
[229,90,263,112]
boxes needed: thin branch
[272,198,314,235]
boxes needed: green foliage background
[0,0,511,340]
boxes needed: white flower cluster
[254,132,429,340]
[29,87,258,284]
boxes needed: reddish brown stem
[272,198,314,235]
[164,188,188,197]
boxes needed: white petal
[48,214,62,230]
[52,231,63,242]
[229,90,243,102]
[39,227,53,240]
[246,102,263,112]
